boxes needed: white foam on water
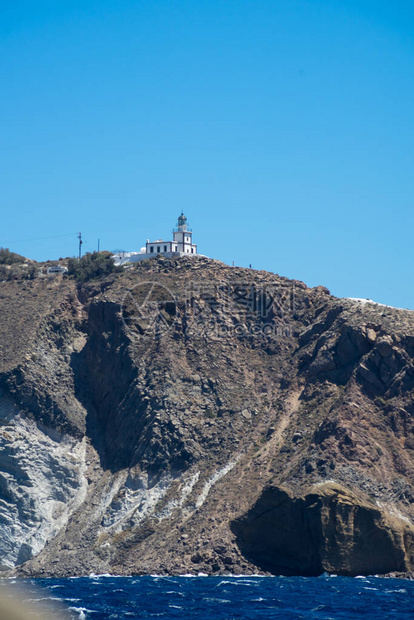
[87,573,128,578]
[178,573,198,577]
[68,606,92,619]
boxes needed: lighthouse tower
[113,212,199,265]
[173,213,197,254]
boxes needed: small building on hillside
[46,265,68,275]
[113,213,199,265]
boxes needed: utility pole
[78,232,83,259]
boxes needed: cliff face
[0,256,414,577]
[231,483,414,576]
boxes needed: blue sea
[3,574,414,619]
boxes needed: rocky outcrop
[0,393,88,570]
[231,482,414,576]
[0,256,413,577]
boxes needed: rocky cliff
[1,256,414,577]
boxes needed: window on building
[174,245,177,251]
[150,246,154,253]
[164,245,167,252]
[157,246,160,253]
[191,248,194,253]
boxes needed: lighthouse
[172,213,197,254]
[112,212,200,265]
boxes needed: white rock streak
[101,473,173,533]
[345,298,412,311]
[195,458,239,509]
[99,458,239,535]
[0,395,88,570]
[156,471,200,521]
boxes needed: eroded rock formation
[232,482,414,576]
[0,255,413,577]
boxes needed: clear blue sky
[1,1,413,308]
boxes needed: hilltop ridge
[1,255,414,577]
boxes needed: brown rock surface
[231,482,414,576]
[0,255,413,577]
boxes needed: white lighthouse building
[113,213,199,265]
[173,213,196,254]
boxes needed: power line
[1,232,78,245]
